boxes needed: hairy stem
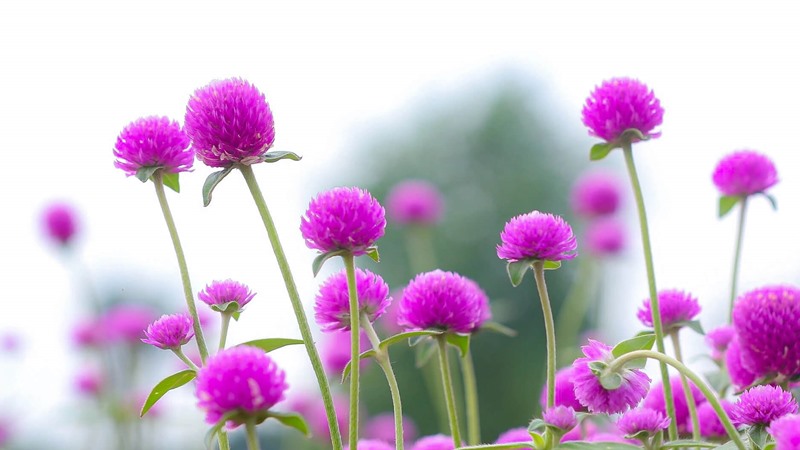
[437,336,462,447]
[461,351,481,445]
[728,197,748,322]
[344,254,361,450]
[670,331,700,441]
[362,317,405,450]
[532,261,556,409]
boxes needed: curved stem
[461,351,481,445]
[621,144,677,440]
[245,419,261,450]
[670,331,700,441]
[555,256,597,366]
[219,313,232,351]
[344,254,361,450]
[238,165,343,450]
[362,316,405,450]
[606,350,746,450]
[171,347,199,371]
[437,336,463,447]
[728,197,748,323]
[219,431,231,450]
[532,261,556,409]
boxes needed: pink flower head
[287,392,349,443]
[113,116,193,176]
[539,366,586,412]
[102,304,157,343]
[195,345,287,426]
[572,340,651,414]
[712,150,778,197]
[686,400,737,439]
[705,325,736,360]
[561,421,600,442]
[543,406,577,431]
[410,434,456,450]
[398,270,485,334]
[768,414,800,450]
[320,329,370,374]
[41,203,79,246]
[364,413,418,446]
[72,317,104,348]
[571,171,622,218]
[585,218,626,257]
[301,187,386,256]
[582,77,664,145]
[733,285,800,378]
[74,367,103,396]
[495,427,533,448]
[726,335,758,390]
[617,407,670,437]
[637,289,701,332]
[732,385,798,426]
[497,211,577,262]
[197,279,256,315]
[643,375,705,434]
[386,180,445,226]
[141,313,195,350]
[314,268,391,332]
[185,78,275,167]
[345,440,394,450]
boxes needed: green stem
[621,144,678,440]
[362,316,405,450]
[344,254,361,450]
[219,313,232,351]
[606,350,746,450]
[245,419,261,450]
[461,351,481,445]
[555,256,597,366]
[532,261,556,409]
[238,165,343,450]
[219,431,231,450]
[437,336,462,447]
[152,173,209,364]
[728,197,748,323]
[171,347,199,371]
[670,331,700,441]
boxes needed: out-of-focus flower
[571,171,622,218]
[495,427,533,448]
[103,304,157,343]
[320,329,370,374]
[344,440,394,450]
[386,180,444,226]
[585,218,625,257]
[539,366,586,412]
[726,335,757,390]
[41,203,79,246]
[712,150,778,197]
[643,375,705,434]
[686,400,737,439]
[364,413,418,446]
[74,367,103,396]
[705,325,735,360]
[409,434,457,450]
[768,414,800,450]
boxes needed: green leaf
[718,195,740,218]
[660,440,717,449]
[748,425,768,450]
[761,193,778,211]
[141,369,196,417]
[705,368,731,394]
[589,142,614,161]
[379,330,443,351]
[446,333,471,357]
[620,128,648,142]
[527,418,545,432]
[764,443,775,450]
[269,411,310,436]
[135,166,161,183]
[682,319,705,335]
[530,433,545,450]
[506,260,531,287]
[588,361,608,375]
[162,172,180,193]
[205,410,239,449]
[612,333,656,359]
[341,349,377,382]
[261,150,303,163]
[211,301,241,315]
[480,321,518,337]
[599,372,623,390]
[238,338,304,353]
[712,440,742,450]
[312,249,347,277]
[543,260,561,270]
[365,246,380,263]
[555,441,642,450]
[202,166,234,207]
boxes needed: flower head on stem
[496,211,577,263]
[617,407,670,439]
[572,340,651,414]
[113,116,193,176]
[198,279,256,316]
[397,270,484,334]
[582,77,664,147]
[386,179,444,226]
[141,313,195,350]
[732,385,797,427]
[315,268,391,332]
[713,150,778,197]
[636,289,701,333]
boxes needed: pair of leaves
[506,260,561,287]
[202,151,302,207]
[588,128,649,161]
[719,193,777,218]
[135,166,181,193]
[311,247,380,277]
[204,411,309,449]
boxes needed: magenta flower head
[410,434,456,450]
[732,385,798,426]
[185,78,275,167]
[585,218,626,257]
[539,366,586,412]
[74,367,103,396]
[197,279,256,317]
[301,187,386,257]
[195,345,287,426]
[571,171,622,218]
[705,325,736,360]
[617,407,670,438]
[726,335,758,390]
[768,414,800,450]
[495,427,533,448]
[572,340,651,414]
[712,150,778,197]
[397,270,484,334]
[687,400,737,439]
[637,289,701,332]
[643,375,705,434]
[321,329,370,374]
[103,304,157,343]
[41,203,79,246]
[141,313,195,350]
[582,77,664,146]
[386,179,445,226]
[364,413,418,446]
[113,116,193,177]
[345,440,394,450]
[733,285,800,379]
[543,406,578,432]
[314,268,391,332]
[497,211,577,263]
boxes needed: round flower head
[364,413,418,445]
[397,270,484,334]
[301,187,386,256]
[543,406,577,431]
[705,325,736,360]
[726,335,757,390]
[617,407,670,438]
[643,375,705,434]
[732,385,797,426]
[582,77,664,145]
[768,414,800,450]
[314,268,391,332]
[185,78,275,167]
[74,367,103,396]
[539,366,586,412]
[321,329,370,374]
[495,427,533,448]
[195,345,287,426]
[410,434,456,450]
[386,179,445,226]
[686,400,737,439]
[571,171,622,218]
[497,211,577,262]
[345,440,394,450]
[572,339,651,414]
[41,203,78,246]
[733,285,800,378]
[141,313,195,350]
[712,150,778,197]
[637,289,701,332]
[585,218,625,257]
[113,116,193,176]
[102,304,156,343]
[197,279,256,315]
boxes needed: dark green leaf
[761,193,778,211]
[555,441,641,450]
[379,330,443,351]
[312,249,347,277]
[365,246,380,263]
[589,143,614,161]
[202,166,234,207]
[135,166,161,183]
[141,369,196,416]
[599,372,623,390]
[660,440,717,449]
[543,260,561,270]
[446,333,471,357]
[269,411,310,436]
[341,350,376,382]
[162,172,180,193]
[611,333,656,358]
[506,260,531,287]
[718,195,740,218]
[480,321,518,337]
[238,338,304,353]
[261,150,303,163]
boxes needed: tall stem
[461,351,481,445]
[621,144,678,440]
[245,419,261,450]
[344,254,361,450]
[218,313,232,351]
[437,336,462,447]
[670,331,700,441]
[728,197,748,322]
[532,261,556,409]
[362,316,405,450]
[239,165,343,450]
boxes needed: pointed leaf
[202,166,234,207]
[365,246,380,263]
[612,333,656,358]
[445,333,471,358]
[262,150,303,163]
[141,369,196,416]
[527,418,545,432]
[135,166,161,183]
[312,249,347,277]
[718,195,740,218]
[238,338,304,353]
[506,260,531,287]
[761,193,778,211]
[162,172,180,193]
[682,319,705,335]
[600,372,623,390]
[589,143,614,161]
[480,321,518,337]
[269,411,310,436]
[379,330,443,351]
[543,260,561,270]
[531,432,545,450]
[341,349,376,382]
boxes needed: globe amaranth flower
[497,211,577,262]
[410,434,457,450]
[41,203,78,246]
[301,186,386,256]
[733,285,800,378]
[732,385,798,426]
[571,171,623,218]
[712,150,778,197]
[195,345,287,426]
[198,279,256,315]
[102,304,157,343]
[345,440,394,450]
[364,413,417,446]
[637,289,701,332]
[185,78,275,167]
[705,325,736,360]
[397,270,485,334]
[686,399,737,439]
[113,116,193,176]
[141,313,195,350]
[643,375,705,434]
[543,406,578,431]
[585,218,625,257]
[617,407,670,438]
[726,335,758,390]
[386,179,445,226]
[539,366,586,412]
[320,329,370,374]
[582,77,664,145]
[572,340,651,414]
[74,367,103,396]
[768,414,800,450]
[314,268,391,332]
